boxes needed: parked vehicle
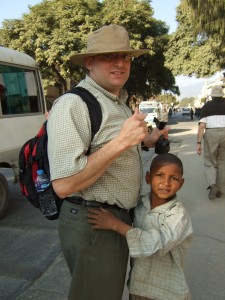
[139,101,165,127]
[0,46,47,218]
[182,107,191,116]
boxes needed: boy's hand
[87,208,119,230]
[88,208,133,236]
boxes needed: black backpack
[18,87,102,220]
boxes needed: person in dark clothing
[0,84,8,114]
[190,108,194,120]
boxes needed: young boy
[88,153,193,300]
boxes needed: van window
[0,64,41,115]
[140,107,157,114]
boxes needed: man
[190,107,194,120]
[47,24,169,300]
[197,85,225,200]
[0,84,8,114]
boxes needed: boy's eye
[155,173,180,182]
[155,173,163,177]
[172,176,179,182]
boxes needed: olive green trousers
[58,200,132,300]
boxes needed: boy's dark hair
[150,153,183,175]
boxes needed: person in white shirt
[197,85,225,200]
[88,153,193,300]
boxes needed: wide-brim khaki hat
[210,85,224,97]
[70,24,149,66]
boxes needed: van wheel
[0,174,9,219]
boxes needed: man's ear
[84,57,93,71]
[145,171,151,185]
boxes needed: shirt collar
[142,193,178,213]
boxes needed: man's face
[85,53,132,96]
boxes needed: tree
[0,0,179,100]
[183,0,225,68]
[179,96,195,107]
[157,93,178,108]
[183,0,225,38]
[1,0,102,93]
[165,3,221,78]
[101,0,179,102]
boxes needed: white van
[0,46,47,218]
[139,101,164,127]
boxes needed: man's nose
[114,57,125,65]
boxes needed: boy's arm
[127,206,193,257]
[87,208,133,236]
[88,204,193,258]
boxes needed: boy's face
[146,163,184,201]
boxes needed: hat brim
[70,49,149,66]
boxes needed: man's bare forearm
[52,109,154,198]
[52,135,128,198]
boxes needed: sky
[0,0,40,23]
[0,0,216,98]
[151,0,179,34]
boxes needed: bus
[0,46,47,218]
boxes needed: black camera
[154,117,170,154]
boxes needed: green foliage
[157,93,178,107]
[0,0,178,99]
[184,0,225,68]
[179,97,195,107]
[184,0,225,38]
[101,0,178,99]
[1,0,102,92]
[165,3,221,77]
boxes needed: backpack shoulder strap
[67,86,102,139]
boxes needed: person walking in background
[47,24,169,300]
[88,153,193,300]
[190,107,194,120]
[0,83,8,114]
[197,85,225,200]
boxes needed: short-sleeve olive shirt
[47,76,142,209]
